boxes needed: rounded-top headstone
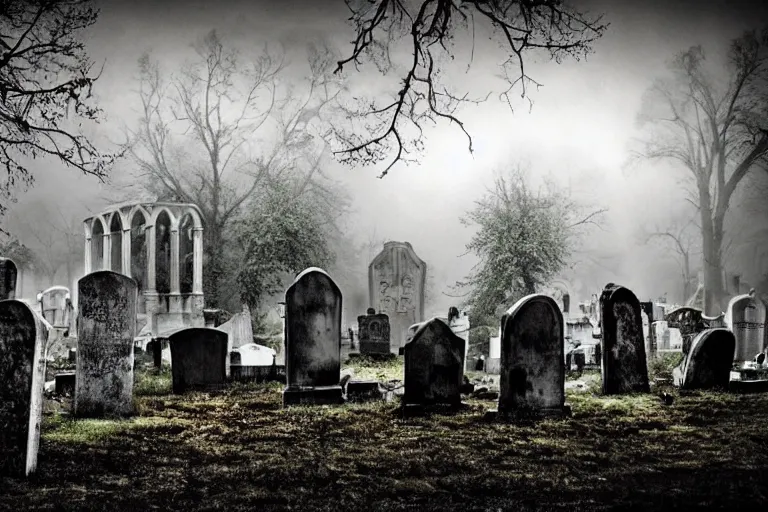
[0,300,48,477]
[680,328,735,390]
[168,327,228,394]
[366,307,376,315]
[0,257,19,300]
[498,294,565,416]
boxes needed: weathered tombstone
[494,294,567,418]
[677,328,736,390]
[599,283,650,395]
[168,328,228,394]
[369,242,427,355]
[75,271,138,418]
[39,286,71,329]
[283,267,343,406]
[357,308,391,355]
[403,318,465,407]
[0,300,49,477]
[726,293,767,362]
[447,307,471,371]
[0,258,18,300]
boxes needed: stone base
[283,385,344,407]
[347,352,397,362]
[54,372,76,396]
[730,379,768,394]
[230,364,286,383]
[485,403,572,422]
[346,380,384,402]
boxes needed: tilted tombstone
[725,294,767,362]
[496,294,566,418]
[283,267,343,406]
[357,308,391,355]
[677,328,735,390]
[599,283,650,394]
[0,300,49,477]
[75,271,138,418]
[168,327,228,394]
[0,258,18,300]
[369,242,427,355]
[403,318,465,407]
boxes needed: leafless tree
[640,216,700,303]
[125,30,344,307]
[0,0,121,215]
[331,0,608,177]
[629,27,768,315]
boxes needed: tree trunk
[203,223,224,309]
[699,196,725,315]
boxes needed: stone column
[170,228,180,294]
[122,228,132,277]
[84,236,92,275]
[144,224,158,335]
[102,233,111,271]
[192,228,203,294]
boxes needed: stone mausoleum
[83,201,205,337]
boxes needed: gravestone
[283,267,343,406]
[39,286,71,329]
[75,271,138,418]
[495,294,566,418]
[357,308,391,355]
[0,258,18,300]
[403,318,465,407]
[599,283,650,394]
[677,328,735,390]
[369,242,427,355]
[0,300,49,477]
[168,328,228,394]
[726,293,767,362]
[447,308,471,372]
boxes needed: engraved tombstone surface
[403,318,465,406]
[368,242,426,354]
[0,300,48,477]
[726,294,767,361]
[498,294,565,417]
[0,258,18,300]
[599,284,650,395]
[40,286,70,329]
[679,328,735,390]
[75,271,138,418]
[358,311,391,355]
[283,267,343,406]
[168,327,228,394]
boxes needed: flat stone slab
[346,380,384,402]
[346,352,398,363]
[283,385,344,407]
[230,364,285,383]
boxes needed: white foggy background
[6,0,768,317]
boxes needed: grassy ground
[3,360,768,511]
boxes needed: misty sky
[9,0,768,315]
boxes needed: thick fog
[4,0,768,319]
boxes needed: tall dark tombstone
[0,258,18,300]
[403,318,465,407]
[283,267,344,406]
[494,294,566,418]
[599,283,650,395]
[678,328,735,390]
[74,271,138,418]
[168,327,228,394]
[0,300,49,477]
[358,308,391,355]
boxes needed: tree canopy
[332,0,608,177]
[0,0,120,215]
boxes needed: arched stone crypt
[83,201,205,336]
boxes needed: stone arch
[180,205,204,229]
[179,212,195,294]
[109,213,123,272]
[127,205,151,229]
[155,210,172,293]
[151,206,177,230]
[91,216,106,271]
[130,210,148,293]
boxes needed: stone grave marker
[494,294,567,418]
[369,242,427,355]
[677,328,735,390]
[726,293,767,362]
[0,300,49,477]
[599,283,650,394]
[358,307,391,355]
[168,327,228,394]
[283,267,343,406]
[75,271,138,418]
[0,258,18,300]
[403,318,465,407]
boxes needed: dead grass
[2,366,768,511]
